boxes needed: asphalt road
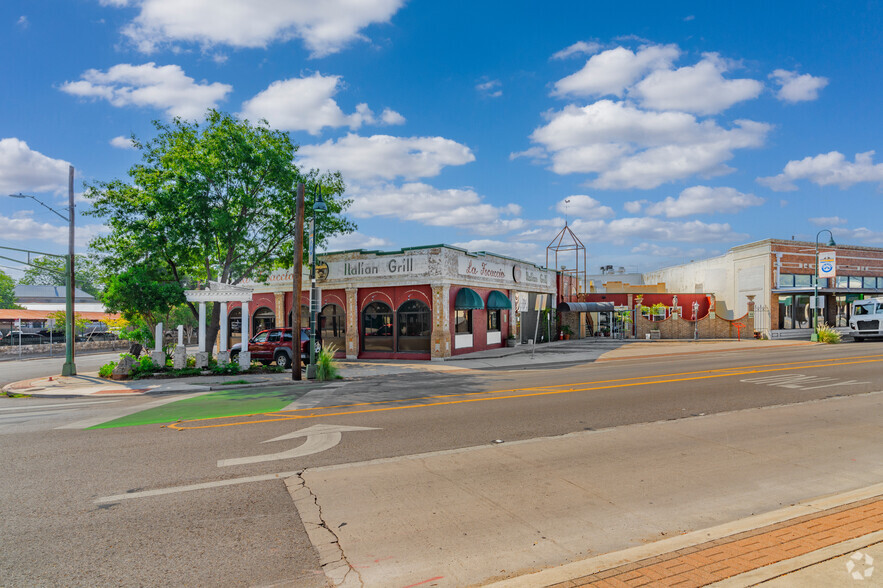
[1,341,881,586]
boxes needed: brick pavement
[551,497,883,588]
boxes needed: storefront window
[487,309,501,331]
[836,276,849,288]
[228,308,242,347]
[795,295,811,328]
[455,309,472,334]
[778,295,793,329]
[362,301,393,351]
[320,304,346,350]
[794,274,812,287]
[397,300,431,353]
[850,276,863,288]
[778,274,796,288]
[253,307,275,334]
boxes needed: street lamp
[812,229,836,342]
[307,183,327,379]
[7,165,77,375]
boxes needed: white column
[154,322,163,352]
[241,301,250,347]
[220,302,228,352]
[198,301,206,353]
[177,324,183,346]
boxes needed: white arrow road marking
[217,424,380,467]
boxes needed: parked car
[1,331,48,345]
[230,327,320,369]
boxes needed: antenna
[563,198,571,226]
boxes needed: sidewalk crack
[286,472,363,588]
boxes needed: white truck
[849,297,883,341]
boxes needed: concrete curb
[482,483,883,587]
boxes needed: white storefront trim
[486,331,502,345]
[455,333,473,349]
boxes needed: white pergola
[184,281,254,369]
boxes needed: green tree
[86,110,354,353]
[0,270,21,309]
[101,264,186,338]
[46,310,91,333]
[18,255,103,297]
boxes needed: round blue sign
[820,262,833,273]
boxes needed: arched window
[253,307,275,334]
[287,304,311,329]
[320,304,346,350]
[362,301,393,351]
[397,300,431,353]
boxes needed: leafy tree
[46,310,91,332]
[86,110,354,354]
[18,255,103,297]
[101,264,186,338]
[0,270,21,309]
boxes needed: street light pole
[7,165,77,375]
[812,228,836,342]
[307,183,327,380]
[64,166,76,375]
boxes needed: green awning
[486,290,512,310]
[454,287,484,309]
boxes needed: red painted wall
[449,285,510,356]
[357,285,433,360]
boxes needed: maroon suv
[230,327,319,368]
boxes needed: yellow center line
[168,356,883,430]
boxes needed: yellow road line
[169,356,883,430]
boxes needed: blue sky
[2,0,882,280]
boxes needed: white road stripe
[0,409,80,420]
[95,471,301,504]
[0,399,121,412]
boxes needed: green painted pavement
[89,385,315,429]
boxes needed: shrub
[131,355,161,379]
[98,361,117,378]
[211,361,240,375]
[316,344,340,381]
[816,323,841,344]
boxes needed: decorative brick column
[508,289,518,341]
[431,284,451,360]
[345,288,358,359]
[274,292,285,326]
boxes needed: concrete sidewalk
[2,338,816,397]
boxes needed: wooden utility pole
[292,183,305,380]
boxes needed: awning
[486,290,512,310]
[454,287,484,309]
[557,301,615,312]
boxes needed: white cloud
[758,151,883,191]
[0,212,107,248]
[832,226,883,245]
[323,231,392,252]
[0,138,71,195]
[476,79,502,98]
[632,53,763,115]
[60,62,231,119]
[770,69,829,103]
[553,44,680,98]
[380,108,406,126]
[109,136,136,149]
[555,195,614,219]
[451,239,542,262]
[635,186,764,218]
[16,15,28,28]
[108,0,405,57]
[348,182,523,235]
[809,216,847,226]
[240,72,402,135]
[623,200,647,214]
[298,134,475,182]
[569,217,746,244]
[551,41,602,60]
[529,100,770,189]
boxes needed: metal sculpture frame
[546,223,586,302]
